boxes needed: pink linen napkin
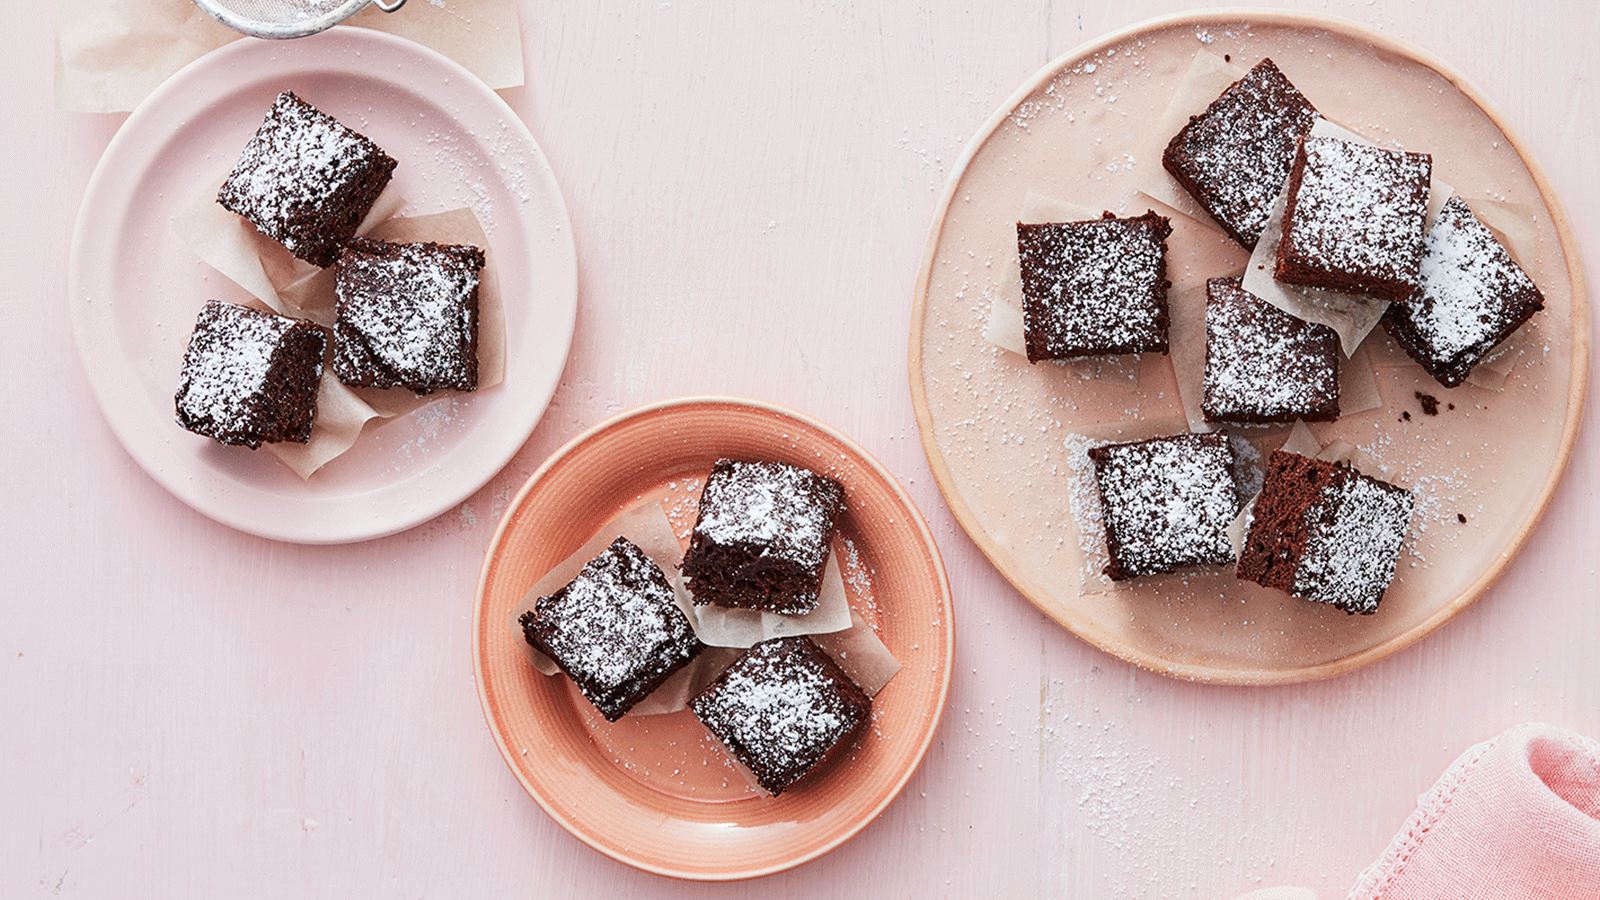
[1346,722,1600,900]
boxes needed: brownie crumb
[1457,513,1468,523]
[1415,392,1440,416]
[1401,411,1411,421]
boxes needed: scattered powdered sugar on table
[1039,670,1289,894]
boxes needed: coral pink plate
[473,397,953,880]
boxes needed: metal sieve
[193,0,407,40]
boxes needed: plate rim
[906,8,1590,685]
[471,394,955,880]
[66,26,578,544]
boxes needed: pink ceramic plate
[67,28,576,543]
[910,11,1588,683]
[473,397,953,880]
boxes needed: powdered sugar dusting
[689,637,869,794]
[1395,195,1544,377]
[1089,434,1237,579]
[695,460,839,570]
[174,301,324,448]
[1281,134,1430,290]
[334,239,483,391]
[1294,472,1414,614]
[1018,212,1171,359]
[1203,277,1338,422]
[526,537,700,716]
[1164,58,1319,246]
[217,91,395,264]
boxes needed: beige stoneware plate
[909,10,1588,684]
[473,396,953,879]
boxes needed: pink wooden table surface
[6,1,1597,897]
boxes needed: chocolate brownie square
[518,536,703,721]
[174,300,325,448]
[1017,210,1172,361]
[1237,450,1413,614]
[689,636,871,796]
[1381,196,1545,387]
[332,237,485,393]
[218,91,398,268]
[1163,58,1320,249]
[1203,276,1340,424]
[681,459,846,615]
[1274,134,1432,302]
[1087,433,1239,581]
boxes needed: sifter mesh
[193,0,406,40]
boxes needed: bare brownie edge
[1236,450,1412,615]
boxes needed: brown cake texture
[332,237,485,394]
[1163,58,1320,249]
[1203,277,1340,424]
[174,300,325,449]
[680,459,846,615]
[518,536,703,722]
[1237,450,1413,615]
[1380,196,1545,387]
[688,636,871,796]
[1275,134,1432,302]
[1087,433,1239,581]
[1017,210,1172,362]
[217,91,397,268]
